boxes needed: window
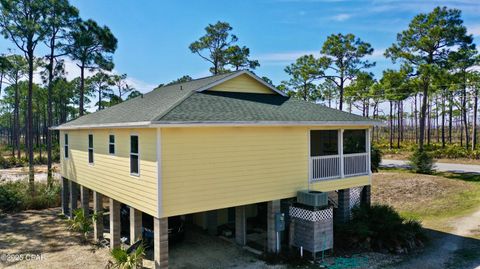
[310,130,338,156]
[130,135,139,175]
[109,135,115,155]
[343,130,366,154]
[64,133,69,158]
[88,134,94,164]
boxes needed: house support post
[267,200,281,253]
[339,129,344,178]
[336,189,351,223]
[61,177,69,216]
[361,186,371,207]
[80,185,90,218]
[206,210,218,236]
[93,191,104,242]
[154,217,169,269]
[68,180,78,219]
[235,205,246,246]
[130,207,143,244]
[109,198,121,249]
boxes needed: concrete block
[154,217,168,269]
[130,207,143,244]
[109,198,121,249]
[93,191,104,242]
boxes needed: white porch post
[338,129,344,178]
[367,128,371,175]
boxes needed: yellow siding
[208,73,275,94]
[60,128,158,217]
[161,126,369,217]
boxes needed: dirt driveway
[0,208,282,269]
[373,171,480,269]
[0,208,110,269]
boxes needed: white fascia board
[50,121,152,130]
[51,120,385,130]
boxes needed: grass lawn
[373,169,480,237]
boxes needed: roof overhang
[50,121,152,130]
[195,70,288,97]
[52,120,385,130]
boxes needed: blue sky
[1,0,480,94]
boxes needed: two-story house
[54,70,378,268]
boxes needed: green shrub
[370,144,382,173]
[0,180,61,213]
[0,182,24,212]
[33,155,48,165]
[106,243,145,269]
[335,204,426,253]
[68,208,94,241]
[409,148,435,174]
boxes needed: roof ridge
[151,71,244,121]
[158,70,243,88]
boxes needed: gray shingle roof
[158,91,372,123]
[60,72,234,127]
[57,70,378,129]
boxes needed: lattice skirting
[349,186,363,209]
[289,206,333,222]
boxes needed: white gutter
[50,121,152,130]
[52,120,385,130]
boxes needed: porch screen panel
[310,130,338,156]
[343,130,366,154]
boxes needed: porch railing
[310,155,341,181]
[310,152,369,182]
[343,153,369,177]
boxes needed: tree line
[0,0,143,193]
[277,7,479,153]
[0,2,478,196]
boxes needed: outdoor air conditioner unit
[297,190,328,207]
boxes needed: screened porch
[309,129,371,182]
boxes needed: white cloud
[331,13,351,22]
[255,50,320,65]
[34,58,156,93]
[468,24,480,37]
[256,47,386,66]
[368,48,386,60]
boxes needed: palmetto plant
[106,243,145,269]
[67,209,95,241]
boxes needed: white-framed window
[109,134,115,155]
[64,133,69,159]
[130,135,139,176]
[88,134,94,164]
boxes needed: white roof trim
[51,121,152,130]
[51,120,384,130]
[195,70,287,97]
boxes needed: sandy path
[0,208,111,269]
[392,207,480,269]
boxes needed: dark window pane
[131,136,138,154]
[64,134,68,145]
[130,154,139,174]
[109,135,115,143]
[88,134,93,148]
[343,130,366,154]
[310,130,338,156]
[88,149,94,163]
[64,145,69,158]
[109,144,115,154]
